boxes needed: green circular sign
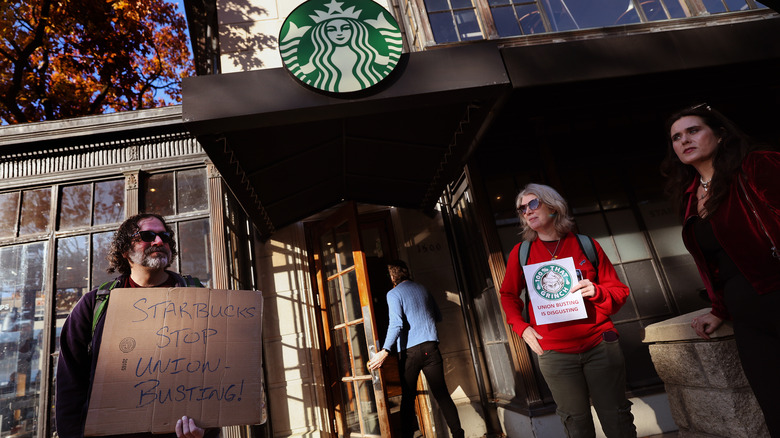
[532,264,573,300]
[279,0,403,93]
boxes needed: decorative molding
[207,162,221,179]
[0,133,203,181]
[125,173,139,190]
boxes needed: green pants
[538,339,636,438]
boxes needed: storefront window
[178,219,213,287]
[445,183,518,400]
[426,0,484,42]
[19,189,51,236]
[143,168,208,216]
[59,185,92,229]
[93,180,124,226]
[55,235,89,317]
[177,169,208,213]
[223,189,257,291]
[425,0,767,43]
[0,242,47,438]
[0,138,215,437]
[144,172,175,215]
[141,168,212,286]
[0,193,20,239]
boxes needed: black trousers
[398,341,464,438]
[725,275,780,437]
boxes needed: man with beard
[56,213,214,438]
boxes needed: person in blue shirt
[367,260,464,438]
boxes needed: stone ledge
[642,308,733,343]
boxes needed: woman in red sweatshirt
[500,183,635,438]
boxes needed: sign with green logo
[279,0,403,93]
[521,257,588,325]
[532,264,573,300]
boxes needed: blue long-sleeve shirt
[381,280,441,352]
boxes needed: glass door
[311,202,392,437]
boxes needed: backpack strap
[519,240,531,266]
[88,278,121,354]
[517,241,531,322]
[169,272,205,288]
[183,275,204,288]
[92,279,119,335]
[575,234,599,282]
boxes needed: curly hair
[660,104,762,217]
[515,183,575,241]
[106,213,177,276]
[387,260,411,287]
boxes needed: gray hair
[515,183,575,241]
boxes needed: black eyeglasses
[516,198,541,214]
[132,230,173,244]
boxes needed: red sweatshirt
[499,232,629,354]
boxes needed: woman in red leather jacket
[662,104,780,436]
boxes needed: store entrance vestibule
[307,203,440,437]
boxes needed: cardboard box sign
[84,288,264,436]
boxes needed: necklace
[542,239,562,260]
[700,176,712,192]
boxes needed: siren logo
[532,264,573,300]
[280,0,403,93]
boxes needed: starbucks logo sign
[280,0,403,93]
[532,264,574,300]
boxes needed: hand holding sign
[571,278,597,299]
[521,257,588,325]
[176,416,204,438]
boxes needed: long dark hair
[660,104,758,217]
[106,213,177,275]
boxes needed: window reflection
[0,242,46,438]
[144,173,174,216]
[59,184,92,230]
[177,169,208,213]
[144,170,208,216]
[436,0,767,44]
[55,236,89,318]
[223,192,255,291]
[178,219,212,288]
[19,189,50,235]
[93,180,124,226]
[701,0,727,12]
[427,0,484,43]
[0,193,19,239]
[91,232,114,288]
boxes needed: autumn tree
[0,0,194,124]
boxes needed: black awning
[183,43,510,239]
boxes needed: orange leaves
[0,0,194,123]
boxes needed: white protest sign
[522,257,587,325]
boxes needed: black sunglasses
[516,198,541,214]
[133,230,173,244]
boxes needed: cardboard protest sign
[522,257,587,325]
[84,288,264,436]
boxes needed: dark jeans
[398,341,464,438]
[724,275,780,437]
